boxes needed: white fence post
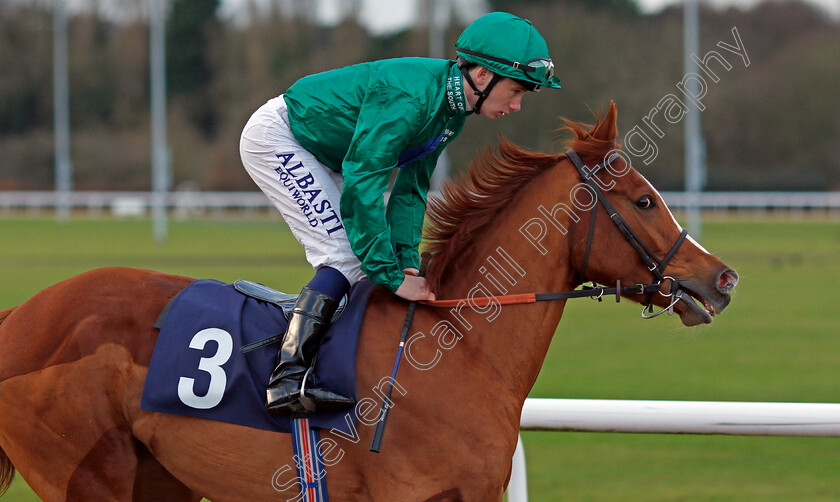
[507,434,528,502]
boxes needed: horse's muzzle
[674,268,738,326]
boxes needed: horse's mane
[423,112,617,293]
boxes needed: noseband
[566,149,688,318]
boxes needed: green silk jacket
[284,58,470,292]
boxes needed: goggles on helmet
[455,46,561,89]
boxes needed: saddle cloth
[141,278,374,434]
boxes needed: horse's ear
[592,101,618,141]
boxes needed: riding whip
[369,255,429,453]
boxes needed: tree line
[0,0,837,191]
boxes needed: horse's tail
[0,307,18,496]
[0,444,14,497]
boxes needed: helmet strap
[460,66,502,114]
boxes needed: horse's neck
[434,181,580,403]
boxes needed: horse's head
[424,101,737,326]
[564,102,738,326]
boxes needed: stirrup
[299,365,316,412]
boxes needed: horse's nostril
[717,269,739,292]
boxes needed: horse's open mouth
[669,273,735,327]
[676,287,716,325]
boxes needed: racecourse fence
[3,191,840,215]
[507,398,840,501]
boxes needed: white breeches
[240,95,365,284]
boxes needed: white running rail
[507,398,840,501]
[4,191,840,213]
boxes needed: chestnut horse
[0,103,737,501]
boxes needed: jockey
[239,11,562,416]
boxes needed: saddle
[232,281,347,353]
[233,280,299,317]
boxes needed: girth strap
[290,417,329,502]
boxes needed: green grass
[2,215,839,501]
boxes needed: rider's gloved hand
[394,268,435,301]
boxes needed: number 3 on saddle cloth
[141,278,374,435]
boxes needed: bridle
[567,149,688,318]
[422,148,690,319]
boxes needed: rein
[421,282,662,308]
[421,149,690,319]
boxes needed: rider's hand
[395,272,435,301]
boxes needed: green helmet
[456,12,561,90]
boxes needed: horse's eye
[636,195,656,209]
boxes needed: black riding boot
[265,287,355,416]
